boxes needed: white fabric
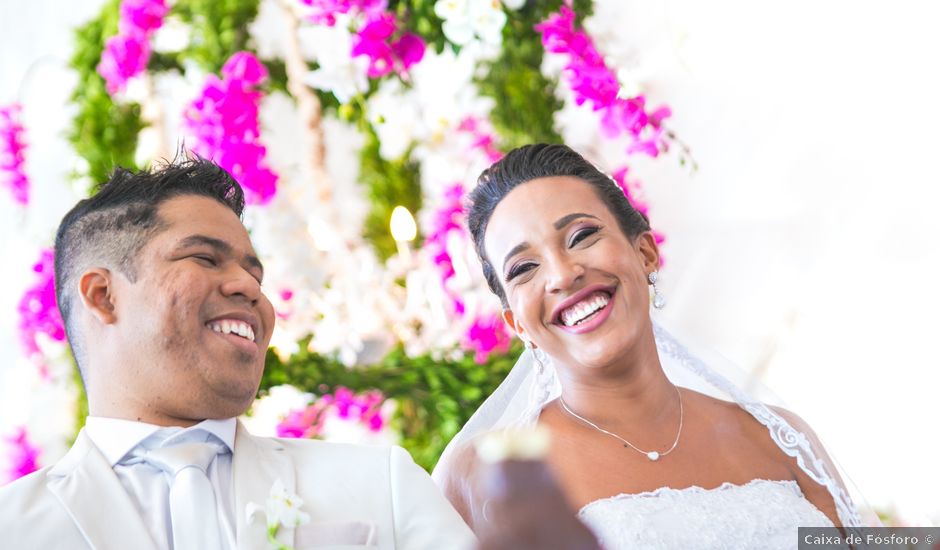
[0,420,476,550]
[578,479,833,550]
[133,439,225,550]
[433,318,873,530]
[84,417,237,550]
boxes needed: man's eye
[193,255,217,266]
[570,226,599,247]
[507,262,536,282]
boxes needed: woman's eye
[570,226,599,246]
[507,262,536,282]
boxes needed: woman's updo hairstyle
[467,143,652,307]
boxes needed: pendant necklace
[558,385,683,462]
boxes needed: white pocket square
[295,519,377,548]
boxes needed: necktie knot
[125,430,226,550]
[144,441,223,478]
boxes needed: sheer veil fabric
[432,317,876,530]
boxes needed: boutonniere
[246,478,311,550]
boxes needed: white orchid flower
[246,478,311,549]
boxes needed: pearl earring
[648,271,666,309]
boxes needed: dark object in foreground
[475,459,601,550]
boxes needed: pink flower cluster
[457,116,503,163]
[2,427,41,485]
[352,13,426,78]
[17,249,66,360]
[424,183,468,317]
[300,0,386,26]
[299,0,424,78]
[535,5,671,157]
[0,104,29,206]
[277,387,388,438]
[183,52,279,205]
[97,0,168,95]
[423,178,512,364]
[463,312,512,364]
[611,166,666,253]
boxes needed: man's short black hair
[54,156,245,371]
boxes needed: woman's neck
[554,333,676,429]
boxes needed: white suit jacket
[0,421,476,550]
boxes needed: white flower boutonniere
[246,478,311,550]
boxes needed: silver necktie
[142,440,225,550]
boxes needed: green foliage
[68,0,144,187]
[388,0,448,53]
[476,3,562,150]
[173,0,262,73]
[358,127,423,260]
[261,340,522,471]
[477,0,594,150]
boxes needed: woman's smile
[551,284,617,334]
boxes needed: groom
[0,159,478,549]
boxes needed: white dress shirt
[84,416,237,550]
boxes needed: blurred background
[1,0,937,525]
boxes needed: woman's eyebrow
[553,212,600,230]
[502,242,530,273]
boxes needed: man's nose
[219,266,262,304]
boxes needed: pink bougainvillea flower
[351,12,425,78]
[2,427,41,484]
[0,104,29,206]
[276,387,389,439]
[222,51,269,86]
[611,166,666,254]
[299,0,387,26]
[119,0,169,35]
[392,33,426,72]
[463,312,512,364]
[97,33,151,95]
[536,5,671,157]
[17,249,66,359]
[98,0,169,96]
[183,51,279,205]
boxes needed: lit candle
[389,205,417,263]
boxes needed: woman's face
[483,176,659,371]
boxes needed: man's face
[108,194,275,424]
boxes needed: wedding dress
[433,319,874,546]
[578,479,833,549]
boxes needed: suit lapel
[233,421,297,550]
[47,430,159,550]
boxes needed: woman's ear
[635,231,661,273]
[502,308,534,348]
[78,268,118,325]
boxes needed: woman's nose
[544,254,585,294]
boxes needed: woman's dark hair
[467,143,651,307]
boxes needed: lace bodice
[578,479,833,550]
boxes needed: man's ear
[78,268,118,325]
[502,308,533,347]
[635,231,661,273]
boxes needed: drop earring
[648,271,666,309]
[523,339,544,377]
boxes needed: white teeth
[560,293,610,327]
[206,320,256,342]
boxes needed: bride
[433,143,870,548]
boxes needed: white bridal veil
[433,317,876,529]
